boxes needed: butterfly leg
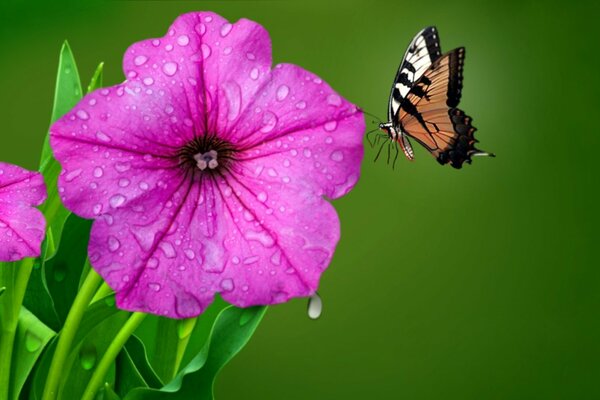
[392,140,400,169]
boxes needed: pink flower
[50,12,364,318]
[0,162,47,262]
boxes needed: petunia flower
[0,162,47,262]
[50,12,364,318]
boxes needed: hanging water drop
[307,292,322,320]
[79,343,98,370]
[24,331,43,352]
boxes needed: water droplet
[79,343,97,370]
[148,282,161,292]
[159,241,177,258]
[93,204,103,215]
[184,249,195,260]
[93,167,104,178]
[104,295,116,307]
[257,192,268,203]
[195,23,206,36]
[147,257,159,269]
[118,178,130,188]
[95,131,111,142]
[108,236,120,252]
[115,162,131,172]
[162,62,178,76]
[239,308,256,326]
[65,168,83,182]
[307,293,322,320]
[250,67,259,80]
[220,23,233,37]
[220,279,234,292]
[303,148,312,158]
[222,81,242,121]
[53,263,66,282]
[244,230,275,247]
[296,101,307,110]
[177,34,190,46]
[143,77,154,86]
[246,52,256,60]
[177,318,197,339]
[24,331,43,352]
[324,121,338,132]
[276,85,290,101]
[325,136,333,144]
[109,194,126,208]
[270,250,282,265]
[223,46,233,55]
[76,109,89,120]
[327,94,342,106]
[330,150,344,162]
[134,55,148,66]
[201,43,212,59]
[260,111,278,133]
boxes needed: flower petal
[0,163,47,261]
[213,167,340,307]
[87,178,227,318]
[233,65,365,199]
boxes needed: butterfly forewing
[388,26,442,121]
[398,47,492,168]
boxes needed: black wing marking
[388,26,442,121]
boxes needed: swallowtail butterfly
[379,27,494,168]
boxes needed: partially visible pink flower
[50,12,364,318]
[0,162,47,262]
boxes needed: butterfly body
[380,27,494,168]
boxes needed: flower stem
[0,258,34,400]
[80,312,147,400]
[152,317,197,382]
[42,268,102,400]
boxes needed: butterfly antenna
[358,108,384,124]
[365,127,380,148]
[374,138,387,162]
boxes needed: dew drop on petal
[220,23,233,37]
[143,77,154,86]
[65,168,83,182]
[96,131,111,142]
[250,67,259,80]
[93,167,104,178]
[324,120,338,132]
[201,43,212,59]
[195,23,206,36]
[93,204,103,215]
[184,249,195,260]
[296,101,307,110]
[260,111,278,133]
[220,279,234,292]
[222,81,242,121]
[148,282,161,292]
[177,34,190,46]
[330,150,344,162]
[276,85,290,101]
[257,192,268,203]
[244,230,275,248]
[162,62,178,76]
[109,194,126,208]
[327,94,342,106]
[159,241,177,259]
[108,236,121,252]
[76,110,89,120]
[307,293,323,320]
[246,52,256,60]
[134,55,148,66]
[147,257,159,269]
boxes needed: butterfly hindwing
[398,47,493,168]
[388,26,442,121]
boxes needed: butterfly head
[378,122,396,140]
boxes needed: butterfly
[377,26,494,169]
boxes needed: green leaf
[10,307,56,400]
[98,383,122,400]
[87,62,104,93]
[43,214,92,325]
[114,336,159,396]
[22,239,61,331]
[123,306,267,400]
[38,41,83,257]
[28,294,123,400]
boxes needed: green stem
[42,268,102,400]
[81,312,147,400]
[152,317,197,382]
[0,258,34,400]
[90,282,113,304]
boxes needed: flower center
[177,135,236,175]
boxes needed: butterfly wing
[388,26,442,121]
[398,47,493,168]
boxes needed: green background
[1,0,598,399]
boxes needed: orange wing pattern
[398,47,493,168]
